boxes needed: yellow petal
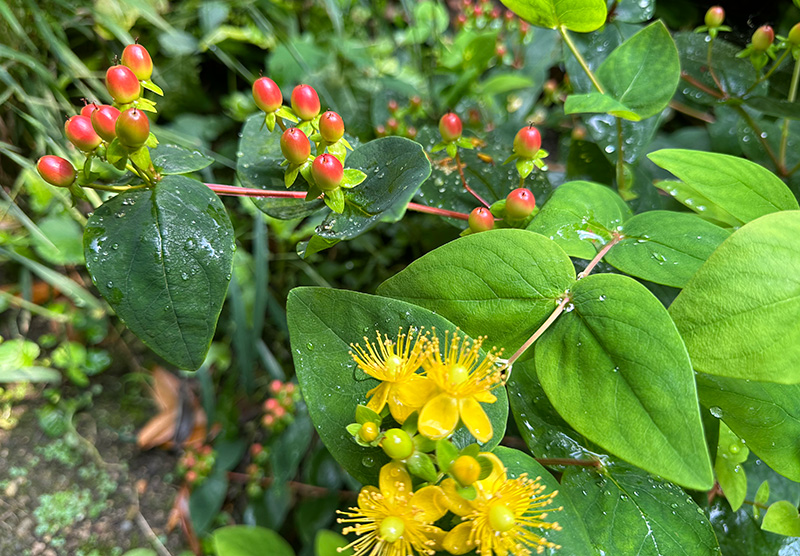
[357,485,380,508]
[440,478,473,517]
[418,393,459,440]
[366,382,390,414]
[379,461,412,500]
[412,485,448,522]
[425,525,447,551]
[395,375,437,408]
[459,397,493,444]
[387,391,416,424]
[476,452,507,490]
[473,390,497,404]
[442,521,475,555]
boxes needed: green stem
[506,295,571,367]
[536,457,603,469]
[87,183,150,193]
[519,174,526,189]
[745,48,791,96]
[0,290,70,323]
[616,118,625,193]
[707,35,725,95]
[125,163,153,186]
[559,26,605,94]
[779,54,800,172]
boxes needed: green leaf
[315,530,353,556]
[106,138,128,170]
[500,0,607,32]
[526,180,632,259]
[536,273,713,489]
[83,175,234,370]
[654,180,742,227]
[121,550,157,556]
[564,92,642,121]
[715,421,749,511]
[323,187,345,213]
[477,73,535,95]
[189,467,228,535]
[762,501,800,537]
[377,229,575,359]
[669,211,800,383]
[407,452,438,482]
[213,525,295,556]
[436,439,459,472]
[604,211,731,288]
[286,288,508,484]
[141,79,163,95]
[744,96,800,119]
[648,149,799,224]
[152,144,213,175]
[129,146,153,172]
[31,214,85,265]
[696,373,800,482]
[355,405,381,425]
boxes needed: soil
[0,370,186,556]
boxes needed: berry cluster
[36,44,162,193]
[454,0,530,68]
[177,445,215,487]
[375,96,423,140]
[244,443,270,498]
[261,379,301,433]
[251,78,367,213]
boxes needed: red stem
[454,152,491,208]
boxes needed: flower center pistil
[447,364,470,387]
[379,516,405,543]
[489,503,516,533]
[385,355,403,379]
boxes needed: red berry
[752,25,774,51]
[65,115,101,152]
[36,156,76,187]
[505,188,536,218]
[280,128,311,164]
[105,65,141,104]
[468,207,494,233]
[474,6,483,16]
[407,126,418,139]
[410,96,422,109]
[388,99,399,113]
[121,44,153,81]
[789,23,800,46]
[311,154,344,191]
[490,7,500,19]
[496,44,507,57]
[115,108,150,148]
[704,6,725,28]
[513,126,542,158]
[505,10,515,21]
[319,111,345,142]
[290,84,320,121]
[252,77,282,113]
[80,103,97,118]
[456,14,467,27]
[375,125,387,137]
[439,112,462,142]
[91,105,121,142]
[387,117,399,132]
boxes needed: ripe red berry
[439,112,462,142]
[280,128,311,164]
[115,108,150,148]
[752,25,774,51]
[789,22,800,46]
[80,103,97,118]
[513,126,542,158]
[704,6,725,28]
[121,44,153,80]
[410,96,422,109]
[64,115,101,152]
[387,117,399,132]
[37,155,76,187]
[252,77,282,113]
[91,105,121,142]
[319,111,345,142]
[311,153,344,191]
[290,84,320,121]
[468,207,494,233]
[505,188,536,218]
[105,65,141,104]
[388,99,399,113]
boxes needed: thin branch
[707,36,725,95]
[680,71,724,99]
[454,152,491,208]
[227,471,357,500]
[669,100,715,123]
[536,457,603,469]
[507,296,571,366]
[615,118,625,194]
[578,233,623,279]
[560,26,605,94]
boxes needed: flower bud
[704,6,725,29]
[752,25,775,52]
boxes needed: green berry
[704,6,724,29]
[381,428,414,460]
[752,25,774,52]
[789,23,800,46]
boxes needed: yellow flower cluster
[342,328,563,556]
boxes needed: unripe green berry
[468,207,494,233]
[253,77,282,113]
[121,44,153,81]
[37,155,76,187]
[704,6,724,29]
[105,65,141,104]
[311,153,344,191]
[280,128,311,164]
[450,455,481,486]
[381,428,414,460]
[65,115,102,152]
[752,25,774,52]
[319,111,345,143]
[291,84,320,121]
[439,112,462,142]
[513,126,542,158]
[789,23,800,46]
[358,422,379,443]
[115,108,150,149]
[505,188,536,218]
[91,105,121,142]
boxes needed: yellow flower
[350,328,435,424]
[417,330,505,443]
[441,453,562,556]
[338,461,448,556]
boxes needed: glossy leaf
[83,175,234,370]
[709,499,800,554]
[762,502,800,537]
[612,0,655,23]
[696,373,800,482]
[604,211,731,288]
[377,229,575,358]
[526,180,632,259]
[213,525,295,556]
[500,0,607,32]
[565,92,641,121]
[648,150,798,224]
[669,211,800,383]
[714,421,748,511]
[286,287,508,484]
[536,273,713,489]
[744,96,800,120]
[653,180,742,228]
[152,143,213,175]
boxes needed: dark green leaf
[669,211,800,383]
[612,0,656,23]
[190,467,228,535]
[213,525,295,556]
[536,273,713,489]
[377,229,575,359]
[744,96,800,120]
[152,144,213,175]
[500,0,607,32]
[565,92,642,121]
[84,175,234,370]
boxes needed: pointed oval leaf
[213,525,295,556]
[564,92,642,121]
[286,287,508,484]
[152,143,213,175]
[669,211,800,383]
[84,175,234,370]
[377,229,575,358]
[536,273,713,489]
[500,0,607,32]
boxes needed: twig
[227,471,357,500]
[578,232,623,279]
[136,511,173,556]
[560,26,605,94]
[507,296,571,366]
[680,71,724,99]
[669,100,715,123]
[454,152,491,208]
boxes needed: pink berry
[752,25,774,51]
[91,105,121,142]
[80,103,97,118]
[253,77,282,113]
[505,188,536,218]
[291,84,320,121]
[319,111,345,142]
[468,207,494,233]
[115,108,150,149]
[65,115,101,152]
[280,128,311,164]
[439,112,462,142]
[36,155,76,187]
[311,153,344,191]
[105,65,141,104]
[121,44,153,81]
[513,126,542,158]
[705,6,725,28]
